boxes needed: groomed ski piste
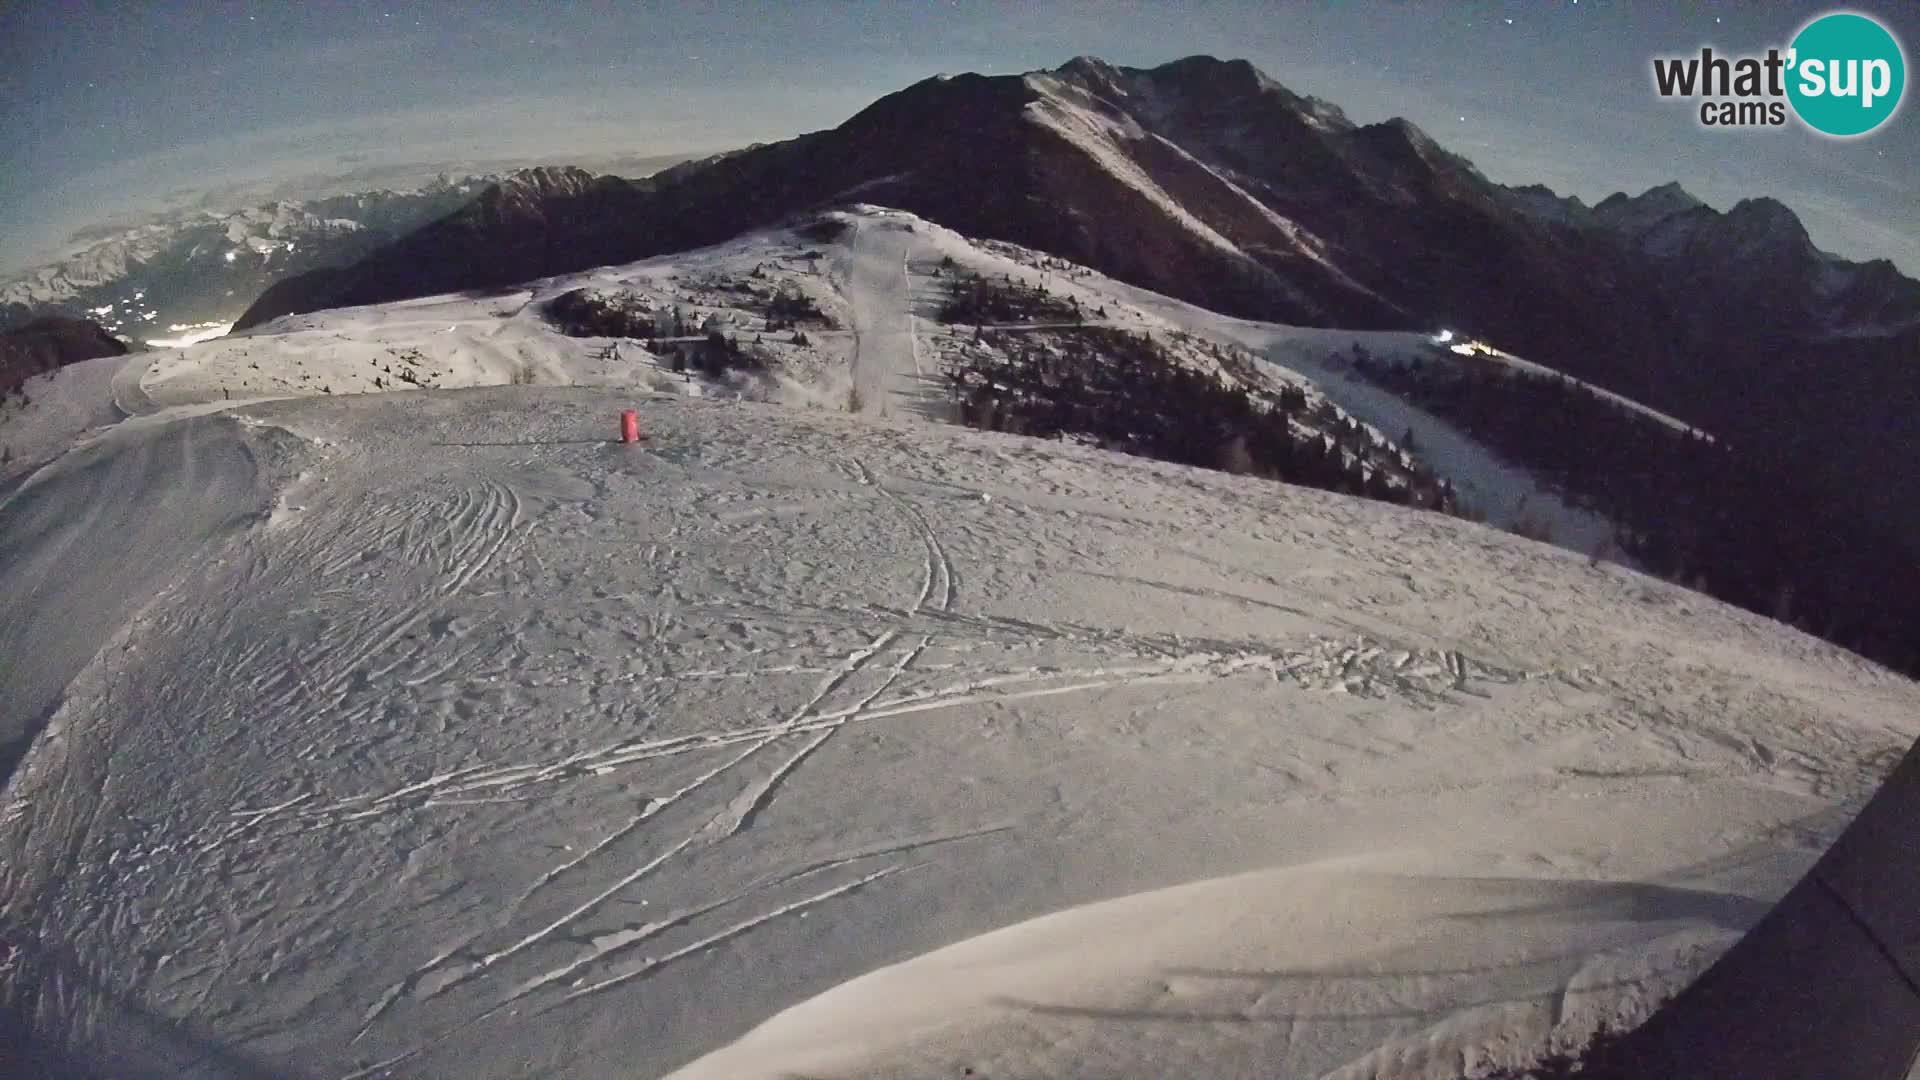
[4,207,1918,1078]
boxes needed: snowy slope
[0,412,266,763]
[4,383,1916,1080]
[5,207,1741,572]
[1066,274,1656,556]
[8,207,1913,1076]
[20,209,1345,438]
[0,353,133,491]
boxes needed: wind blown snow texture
[3,208,1918,1078]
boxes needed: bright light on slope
[147,322,233,348]
[1431,328,1455,344]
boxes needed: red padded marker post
[619,409,639,444]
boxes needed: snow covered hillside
[5,382,1917,1079]
[6,206,1917,1077]
[975,248,1661,555]
[4,207,1670,560]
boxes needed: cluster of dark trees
[1350,347,1920,676]
[373,347,432,387]
[945,326,1456,513]
[548,284,831,340]
[795,218,850,244]
[663,330,766,379]
[543,288,767,378]
[938,271,1083,326]
[544,288,656,339]
[765,285,829,330]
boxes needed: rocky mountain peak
[1145,54,1270,94]
[1720,196,1815,258]
[1641,180,1702,207]
[493,166,599,201]
[1055,55,1123,83]
[1592,181,1706,233]
[470,166,605,227]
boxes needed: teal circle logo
[1787,11,1906,136]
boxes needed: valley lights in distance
[1652,9,1907,135]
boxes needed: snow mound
[672,854,1744,1080]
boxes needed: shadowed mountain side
[0,318,127,397]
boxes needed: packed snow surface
[4,208,1918,1078]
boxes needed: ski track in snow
[197,425,1036,1069]
[3,209,1918,1079]
[216,612,1550,851]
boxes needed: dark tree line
[765,285,829,330]
[544,288,657,339]
[938,272,1083,326]
[543,288,765,378]
[945,326,1457,514]
[664,330,766,379]
[795,218,850,244]
[1350,347,1920,676]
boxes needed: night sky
[3,1,1915,274]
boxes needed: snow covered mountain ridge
[2,207,1700,683]
[216,57,1920,608]
[230,56,1920,440]
[1507,180,1920,336]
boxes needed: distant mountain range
[229,54,1920,552]
[0,177,493,344]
